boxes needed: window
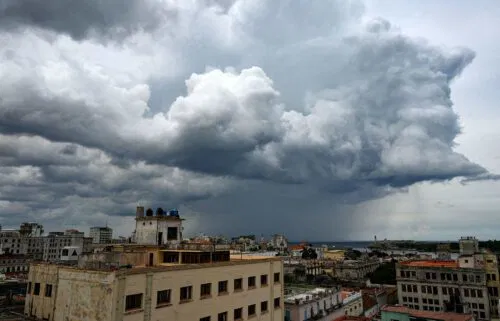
[218,312,228,321]
[234,278,243,291]
[45,284,53,297]
[33,283,40,295]
[27,282,32,294]
[125,293,143,311]
[167,227,178,240]
[248,276,256,288]
[157,289,171,305]
[261,274,268,286]
[201,283,211,297]
[234,308,243,320]
[479,303,485,309]
[274,272,280,283]
[248,304,256,316]
[274,297,281,308]
[200,317,211,321]
[261,301,268,313]
[180,286,192,301]
[218,281,228,294]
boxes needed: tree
[301,247,318,260]
[368,259,397,285]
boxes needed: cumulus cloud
[0,0,490,238]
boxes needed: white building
[134,207,183,245]
[43,230,92,261]
[342,290,363,316]
[271,234,289,251]
[285,287,343,321]
[89,226,113,244]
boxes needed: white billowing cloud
[0,0,492,238]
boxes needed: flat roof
[399,260,458,268]
[31,256,282,276]
[382,305,473,321]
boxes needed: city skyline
[1,1,500,240]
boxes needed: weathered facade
[25,251,284,321]
[134,207,183,246]
[397,260,490,320]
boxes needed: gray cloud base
[0,0,490,238]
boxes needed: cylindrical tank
[136,206,145,217]
[156,208,164,216]
[146,208,154,216]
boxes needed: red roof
[362,294,378,310]
[332,316,370,321]
[382,305,473,321]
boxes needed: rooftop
[399,260,458,268]
[31,256,282,276]
[382,305,474,321]
[285,287,339,305]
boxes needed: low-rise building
[381,305,475,321]
[285,287,343,321]
[0,254,30,274]
[331,259,380,280]
[25,246,284,321]
[342,290,363,316]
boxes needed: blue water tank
[168,208,179,217]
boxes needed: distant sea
[289,241,372,249]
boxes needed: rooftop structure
[285,287,343,321]
[134,206,184,246]
[382,305,474,321]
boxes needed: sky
[0,0,499,241]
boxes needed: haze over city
[1,0,500,241]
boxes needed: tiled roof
[399,260,458,268]
[362,294,378,310]
[382,305,473,321]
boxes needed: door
[149,253,154,266]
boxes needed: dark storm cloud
[0,0,494,238]
[0,0,164,40]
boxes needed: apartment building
[396,260,490,320]
[42,230,92,261]
[25,246,284,321]
[89,226,113,244]
[342,291,363,316]
[285,287,343,321]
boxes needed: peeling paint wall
[78,252,147,269]
[24,264,59,321]
[54,269,116,321]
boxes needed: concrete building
[270,234,288,252]
[0,254,30,273]
[89,226,113,244]
[460,237,479,256]
[330,259,380,280]
[285,287,343,321]
[396,260,490,320]
[134,207,183,246]
[19,222,44,237]
[42,230,92,262]
[381,305,475,321]
[342,290,363,316]
[24,247,284,321]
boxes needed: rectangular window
[261,300,268,313]
[157,289,171,305]
[201,283,211,297]
[261,274,268,286]
[33,283,40,295]
[167,227,178,240]
[421,285,426,293]
[180,286,192,301]
[248,276,256,288]
[274,272,280,283]
[218,281,228,294]
[464,289,470,297]
[248,304,256,316]
[200,317,211,321]
[27,282,32,294]
[234,278,243,291]
[218,312,228,321]
[125,293,143,311]
[234,308,243,320]
[274,297,281,308]
[45,284,53,297]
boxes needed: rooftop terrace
[382,305,473,321]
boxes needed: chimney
[136,206,145,217]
